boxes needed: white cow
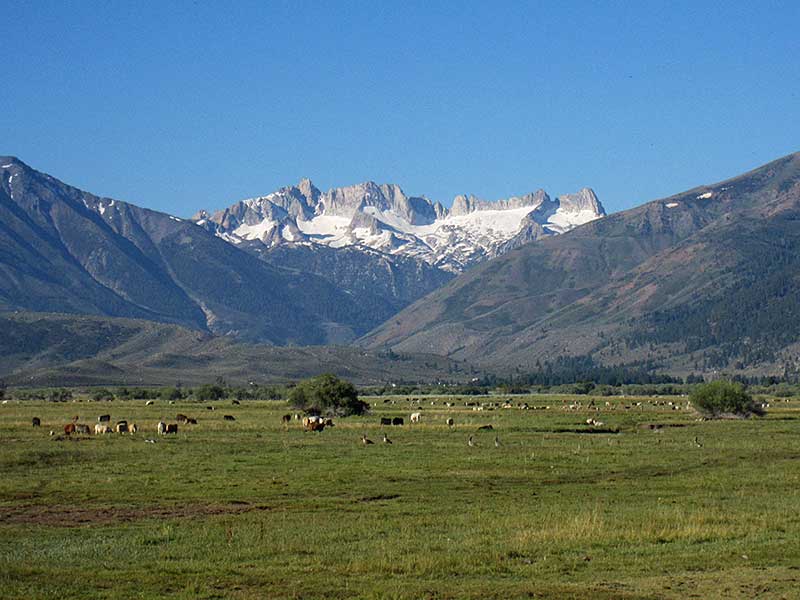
[157,421,166,435]
[410,412,421,423]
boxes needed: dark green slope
[361,152,800,374]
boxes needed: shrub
[194,384,225,401]
[91,388,114,402]
[690,381,764,418]
[161,387,183,401]
[288,374,368,416]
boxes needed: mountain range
[3,151,799,382]
[362,151,800,377]
[0,156,601,345]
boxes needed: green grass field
[1,394,799,599]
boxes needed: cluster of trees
[289,374,368,416]
[690,381,764,418]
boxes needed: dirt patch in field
[0,502,272,528]
[357,493,401,503]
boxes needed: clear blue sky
[1,1,798,217]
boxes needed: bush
[194,384,225,401]
[91,388,114,402]
[161,387,183,401]
[288,374,368,416]
[690,381,764,418]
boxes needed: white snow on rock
[696,192,713,199]
[195,180,606,272]
[665,202,680,208]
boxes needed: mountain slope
[361,152,800,375]
[0,312,471,386]
[0,157,382,344]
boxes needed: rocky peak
[558,188,605,215]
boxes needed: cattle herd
[26,394,697,445]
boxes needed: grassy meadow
[1,393,799,599]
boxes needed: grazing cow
[71,415,79,422]
[223,415,236,421]
[32,417,41,427]
[95,423,111,434]
[75,424,91,435]
[380,417,392,426]
[410,412,421,424]
[145,400,154,406]
[176,414,188,423]
[64,423,76,435]
[116,421,129,434]
[392,417,404,426]
[206,406,215,411]
[130,423,138,434]
[98,414,111,423]
[232,400,240,405]
[324,418,334,427]
[302,416,325,432]
[477,424,493,431]
[166,424,178,434]
[187,418,197,425]
[446,418,454,428]
[281,414,292,424]
[157,421,166,435]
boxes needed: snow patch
[169,216,182,222]
[696,192,713,199]
[1,163,13,169]
[665,202,680,208]
[233,219,276,241]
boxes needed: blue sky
[1,1,798,217]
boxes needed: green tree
[91,388,113,402]
[161,387,183,401]
[288,374,368,416]
[690,380,764,418]
[194,384,225,401]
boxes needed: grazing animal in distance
[166,424,178,434]
[187,418,197,425]
[361,434,374,446]
[130,423,138,434]
[64,423,76,435]
[303,416,325,432]
[115,421,129,434]
[157,421,166,435]
[71,415,79,422]
[98,414,111,423]
[392,417,404,426]
[32,417,41,427]
[468,435,475,447]
[145,400,154,406]
[446,418,454,428]
[176,414,189,423]
[206,406,215,410]
[232,400,240,405]
[494,436,501,448]
[281,414,292,424]
[223,415,236,421]
[410,412,421,424]
[380,417,392,426]
[382,433,392,444]
[477,425,493,431]
[75,424,91,435]
[95,423,111,434]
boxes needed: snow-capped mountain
[194,180,605,272]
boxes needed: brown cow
[75,424,91,435]
[176,414,189,423]
[302,416,325,432]
[64,423,76,435]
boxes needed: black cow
[98,414,111,423]
[224,415,236,421]
[32,417,41,427]
[380,417,392,426]
[166,423,178,434]
[392,417,404,426]
[176,414,189,423]
[187,418,198,425]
